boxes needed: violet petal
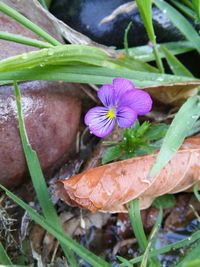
[97,84,115,107]
[119,90,152,115]
[84,106,116,138]
[113,78,136,101]
[116,106,137,128]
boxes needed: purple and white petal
[84,106,116,138]
[119,90,152,115]
[116,106,137,128]
[113,78,136,102]
[97,84,115,107]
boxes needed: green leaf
[161,45,193,77]
[0,184,111,267]
[152,194,176,209]
[150,95,200,178]
[145,123,169,141]
[102,145,122,164]
[154,0,200,54]
[0,242,12,265]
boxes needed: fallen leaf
[57,136,200,213]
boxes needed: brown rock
[0,1,82,187]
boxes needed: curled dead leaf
[57,136,200,213]
[145,82,200,105]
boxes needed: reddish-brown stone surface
[0,0,81,187]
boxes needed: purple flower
[84,78,152,138]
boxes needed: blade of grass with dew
[161,45,193,77]
[140,208,163,267]
[149,95,200,178]
[124,21,133,56]
[176,241,200,267]
[0,44,156,73]
[0,242,12,265]
[169,0,196,20]
[14,82,78,266]
[154,0,200,54]
[119,228,200,266]
[0,65,199,88]
[135,0,164,73]
[127,199,148,252]
[0,45,116,72]
[0,2,60,46]
[118,41,195,62]
[0,32,53,49]
[0,184,111,267]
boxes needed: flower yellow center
[107,108,115,119]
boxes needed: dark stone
[0,0,81,187]
[50,0,184,48]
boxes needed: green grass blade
[0,242,12,265]
[119,229,200,266]
[169,0,196,20]
[0,31,53,49]
[150,95,200,178]
[154,0,200,54]
[119,41,195,62]
[176,242,200,267]
[118,256,133,267]
[161,45,193,77]
[0,2,60,46]
[127,199,148,252]
[0,65,199,88]
[140,208,163,267]
[14,82,78,266]
[136,0,164,73]
[0,45,114,72]
[194,183,200,202]
[0,184,111,267]
[193,0,200,20]
[124,21,133,55]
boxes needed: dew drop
[157,77,164,81]
[47,49,54,56]
[22,54,28,60]
[191,115,198,119]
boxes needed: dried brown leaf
[57,136,200,213]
